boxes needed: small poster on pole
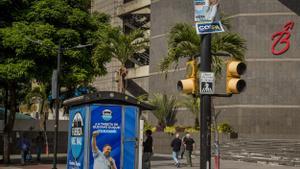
[194,0,224,34]
[200,72,215,94]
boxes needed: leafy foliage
[160,23,247,77]
[149,93,178,127]
[217,123,234,134]
[0,0,111,162]
[92,27,149,67]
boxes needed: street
[0,155,298,169]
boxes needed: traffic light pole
[200,34,212,169]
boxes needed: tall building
[92,0,300,139]
[150,0,300,139]
[91,0,150,97]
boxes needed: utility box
[63,91,153,169]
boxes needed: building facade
[92,0,300,139]
[150,0,300,139]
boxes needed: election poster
[194,0,224,34]
[67,106,86,169]
[89,105,122,169]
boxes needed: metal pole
[4,86,8,126]
[200,34,212,169]
[53,44,61,169]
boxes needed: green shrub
[217,123,233,134]
[184,127,199,133]
[164,126,176,134]
[144,121,156,133]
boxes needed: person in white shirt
[92,130,117,169]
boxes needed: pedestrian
[35,131,44,162]
[183,133,195,167]
[171,133,182,168]
[180,134,186,159]
[18,133,30,165]
[142,129,153,169]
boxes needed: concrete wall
[150,0,300,139]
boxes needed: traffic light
[226,60,247,94]
[177,59,199,95]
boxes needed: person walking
[171,133,182,168]
[18,134,30,165]
[183,133,195,167]
[35,132,44,162]
[143,129,153,169]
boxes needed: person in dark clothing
[35,132,44,162]
[171,133,182,167]
[18,134,30,165]
[143,129,153,169]
[183,133,195,167]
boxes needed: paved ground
[0,155,298,169]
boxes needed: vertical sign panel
[124,106,138,169]
[67,106,86,169]
[89,105,122,169]
[194,0,224,34]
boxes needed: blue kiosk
[63,91,154,169]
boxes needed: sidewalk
[151,154,299,169]
[0,154,298,169]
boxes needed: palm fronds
[160,22,247,77]
[149,93,178,127]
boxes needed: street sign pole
[200,34,212,169]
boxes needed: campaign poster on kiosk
[67,106,86,169]
[89,105,122,169]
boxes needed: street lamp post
[52,43,92,169]
[53,43,61,169]
[25,37,92,169]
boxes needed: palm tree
[149,93,178,128]
[160,23,246,77]
[23,82,50,155]
[180,95,200,128]
[92,27,149,93]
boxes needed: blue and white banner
[89,105,122,169]
[67,106,86,169]
[194,0,224,34]
[196,21,224,34]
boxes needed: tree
[0,0,111,163]
[149,93,178,128]
[160,23,246,77]
[92,27,149,93]
[180,96,200,128]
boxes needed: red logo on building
[271,21,294,55]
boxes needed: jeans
[142,152,153,169]
[172,151,180,164]
[185,150,192,166]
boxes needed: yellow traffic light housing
[177,59,199,95]
[226,60,247,94]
